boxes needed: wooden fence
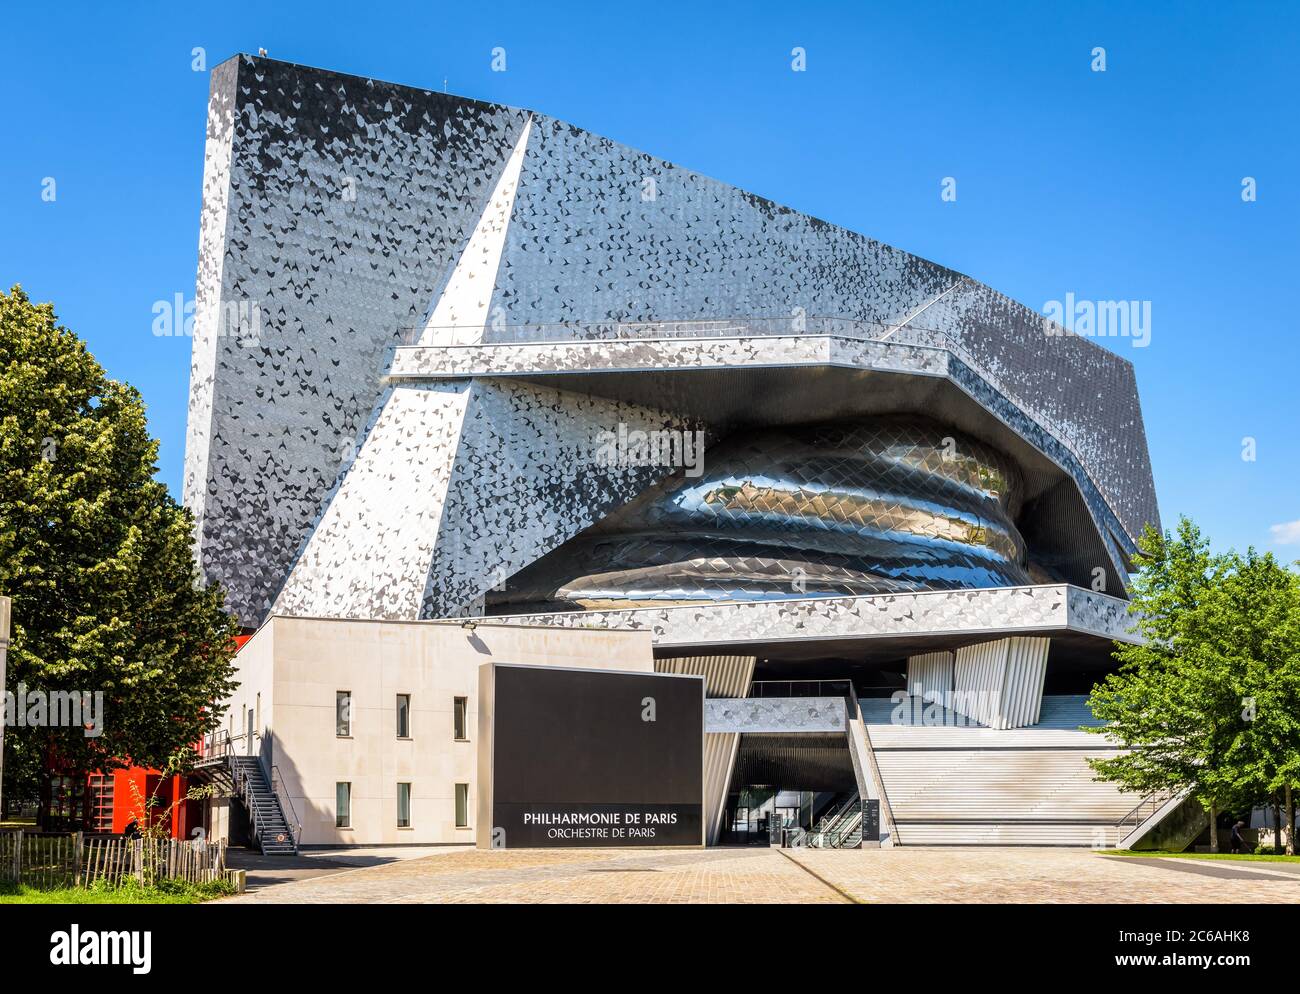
[0,830,228,889]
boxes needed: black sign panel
[861,798,881,842]
[489,666,703,847]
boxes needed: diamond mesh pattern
[490,417,1032,612]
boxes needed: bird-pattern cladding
[185,55,1158,627]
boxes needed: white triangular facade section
[272,377,690,623]
[419,117,533,346]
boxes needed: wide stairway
[862,695,1132,846]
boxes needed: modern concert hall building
[187,55,1161,852]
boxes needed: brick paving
[218,846,845,904]
[786,848,1300,904]
[215,846,1300,905]
[224,845,456,894]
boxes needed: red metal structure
[48,634,255,838]
[84,769,200,838]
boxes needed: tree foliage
[1088,516,1300,851]
[0,285,238,805]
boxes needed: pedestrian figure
[1230,818,1247,854]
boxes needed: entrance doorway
[721,788,849,845]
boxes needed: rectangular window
[336,691,351,737]
[336,782,351,828]
[453,696,468,740]
[455,783,470,828]
[396,694,411,739]
[397,782,411,828]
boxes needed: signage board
[479,664,704,848]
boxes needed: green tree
[0,285,238,824]
[1087,518,1237,850]
[1089,518,1300,853]
[1197,550,1300,855]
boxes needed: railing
[233,767,270,846]
[801,821,862,850]
[749,679,853,700]
[1116,791,1172,837]
[232,763,295,852]
[814,794,862,833]
[271,766,302,850]
[791,796,866,849]
[199,729,233,763]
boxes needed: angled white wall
[420,118,533,346]
[273,378,693,620]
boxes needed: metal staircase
[193,732,300,855]
[230,757,298,855]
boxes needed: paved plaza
[215,846,1300,905]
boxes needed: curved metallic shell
[491,417,1032,612]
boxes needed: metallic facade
[493,418,1034,612]
[182,56,1164,849]
[489,583,1140,652]
[185,55,1158,631]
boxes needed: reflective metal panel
[491,418,1031,612]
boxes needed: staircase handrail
[232,765,264,846]
[270,766,302,849]
[1116,790,1171,833]
[815,794,861,833]
[232,763,290,852]
[201,729,232,762]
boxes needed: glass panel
[396,694,410,738]
[455,783,469,827]
[453,697,468,740]
[397,783,411,828]
[335,782,351,828]
[336,691,351,737]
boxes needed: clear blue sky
[2,0,1296,557]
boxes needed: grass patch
[1100,849,1300,863]
[0,877,237,904]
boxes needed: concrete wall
[215,616,654,846]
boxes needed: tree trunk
[36,770,51,831]
[1207,800,1218,853]
[1287,785,1295,857]
[1274,795,1283,855]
